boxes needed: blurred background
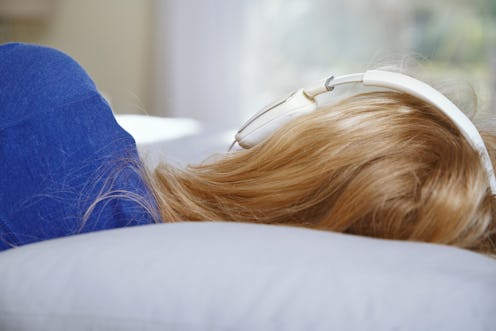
[1,0,495,133]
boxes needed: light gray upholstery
[1,222,495,331]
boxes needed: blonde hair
[151,91,496,255]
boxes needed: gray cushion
[1,222,495,330]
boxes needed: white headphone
[233,70,496,194]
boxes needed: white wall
[151,0,250,130]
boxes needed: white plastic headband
[304,70,496,194]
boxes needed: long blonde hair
[151,91,496,255]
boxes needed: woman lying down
[0,43,494,257]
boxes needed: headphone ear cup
[235,89,317,149]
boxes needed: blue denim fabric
[0,43,157,251]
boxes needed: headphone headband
[234,70,496,194]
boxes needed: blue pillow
[0,43,158,251]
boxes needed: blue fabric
[0,43,158,251]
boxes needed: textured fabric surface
[1,222,495,331]
[0,43,157,251]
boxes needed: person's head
[151,89,496,256]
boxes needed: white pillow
[114,114,235,168]
[0,221,495,331]
[114,114,202,145]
